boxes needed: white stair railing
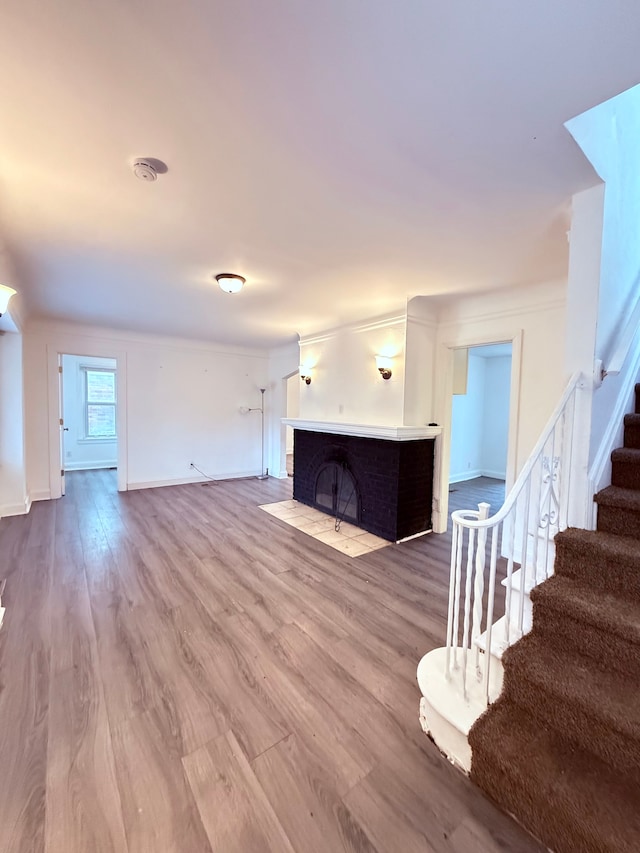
[445,371,583,706]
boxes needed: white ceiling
[1,1,639,347]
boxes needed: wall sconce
[375,355,393,380]
[0,284,17,317]
[299,365,312,385]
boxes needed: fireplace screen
[314,462,359,523]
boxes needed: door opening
[449,342,513,513]
[59,353,119,495]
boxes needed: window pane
[87,370,115,403]
[87,404,116,437]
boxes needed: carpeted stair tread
[502,633,640,774]
[531,575,640,678]
[611,447,640,489]
[611,446,640,462]
[469,697,640,853]
[593,487,640,538]
[623,413,640,448]
[531,575,640,646]
[594,485,640,511]
[554,527,640,598]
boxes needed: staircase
[468,384,640,853]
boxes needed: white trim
[127,471,259,491]
[30,489,51,503]
[0,498,30,517]
[437,296,566,328]
[299,311,406,345]
[352,314,406,334]
[480,469,507,480]
[28,318,270,359]
[64,461,118,471]
[282,418,442,441]
[449,470,483,484]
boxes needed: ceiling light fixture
[0,284,17,317]
[215,273,246,294]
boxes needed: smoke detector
[132,158,159,182]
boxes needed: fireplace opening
[314,461,359,523]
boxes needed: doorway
[60,354,118,496]
[449,342,513,515]
[48,343,126,499]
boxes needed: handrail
[451,370,583,530]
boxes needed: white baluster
[451,524,465,670]
[483,525,500,703]
[472,502,490,677]
[461,527,476,699]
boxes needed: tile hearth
[259,500,390,557]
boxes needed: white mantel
[282,418,441,441]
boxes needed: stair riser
[596,504,640,542]
[532,608,640,680]
[623,424,640,449]
[611,460,640,490]
[503,675,640,780]
[470,754,598,853]
[554,540,640,602]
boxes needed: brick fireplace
[283,420,440,542]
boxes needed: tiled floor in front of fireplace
[259,500,390,557]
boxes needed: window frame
[81,366,117,441]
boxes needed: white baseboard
[276,470,289,479]
[127,470,259,491]
[0,498,30,518]
[449,469,482,484]
[31,489,52,503]
[64,460,117,471]
[480,469,506,481]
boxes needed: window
[83,368,117,439]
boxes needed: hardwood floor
[0,471,543,852]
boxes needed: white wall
[0,331,27,516]
[449,353,512,483]
[450,354,486,482]
[481,355,511,479]
[404,298,438,426]
[285,374,300,453]
[566,84,640,368]
[433,279,566,530]
[264,341,299,481]
[24,321,270,498]
[561,85,640,527]
[298,315,406,426]
[61,354,117,471]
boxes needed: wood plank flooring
[0,471,543,853]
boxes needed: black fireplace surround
[292,429,435,542]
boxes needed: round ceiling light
[215,273,246,294]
